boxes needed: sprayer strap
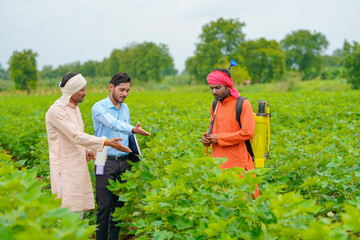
[235,96,246,127]
[236,97,255,161]
[211,96,246,128]
[207,101,218,135]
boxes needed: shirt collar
[220,95,235,105]
[105,95,122,109]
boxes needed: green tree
[40,65,57,79]
[343,40,360,89]
[0,64,9,80]
[237,38,285,83]
[0,64,12,91]
[214,57,251,85]
[281,30,328,79]
[320,49,344,80]
[80,60,97,77]
[8,49,38,93]
[321,54,342,68]
[333,48,344,60]
[40,61,82,80]
[94,59,109,77]
[106,49,123,76]
[38,42,176,82]
[115,42,177,82]
[41,60,108,80]
[185,18,246,82]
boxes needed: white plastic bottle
[95,145,108,175]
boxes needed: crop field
[0,88,360,239]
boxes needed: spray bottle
[250,101,271,168]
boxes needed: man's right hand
[106,137,132,153]
[132,122,151,136]
[201,133,211,147]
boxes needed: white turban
[57,74,87,105]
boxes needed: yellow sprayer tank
[250,101,270,168]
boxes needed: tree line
[185,18,355,85]
[41,42,177,81]
[2,17,360,92]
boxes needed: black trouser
[95,158,130,240]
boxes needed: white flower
[132,211,141,216]
[327,211,334,217]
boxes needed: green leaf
[135,219,146,229]
[0,226,14,240]
[341,204,360,232]
[153,230,173,240]
[16,184,42,204]
[41,207,70,218]
[204,220,227,237]
[326,162,341,168]
[141,171,154,181]
[175,219,194,230]
[118,194,128,202]
[151,220,163,226]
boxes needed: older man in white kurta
[45,73,106,212]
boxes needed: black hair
[109,72,131,87]
[60,72,79,87]
[212,68,231,78]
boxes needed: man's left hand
[86,151,97,162]
[205,134,218,144]
[132,122,151,136]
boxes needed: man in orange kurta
[201,68,259,198]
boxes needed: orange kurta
[210,96,259,198]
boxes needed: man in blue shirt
[92,72,151,240]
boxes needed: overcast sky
[1,0,359,73]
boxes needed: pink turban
[207,71,240,99]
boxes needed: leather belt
[107,155,128,161]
